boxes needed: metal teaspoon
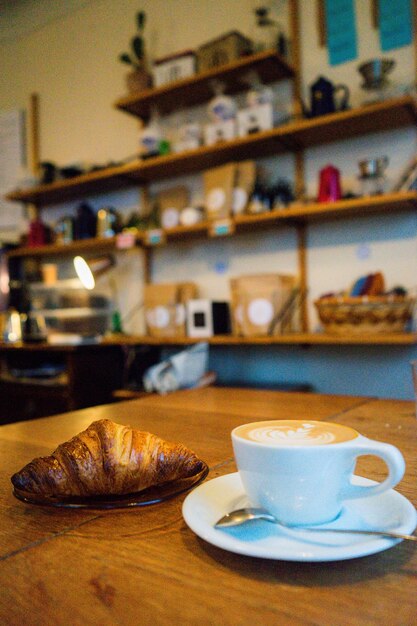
[214,508,417,542]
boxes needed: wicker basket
[314,296,415,334]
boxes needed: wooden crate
[197,31,252,73]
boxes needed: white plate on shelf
[182,472,417,562]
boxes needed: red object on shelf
[318,165,342,202]
[27,218,47,247]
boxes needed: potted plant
[119,10,151,93]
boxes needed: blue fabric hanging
[325,0,358,66]
[379,0,413,51]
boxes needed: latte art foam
[248,424,336,445]
[234,420,358,446]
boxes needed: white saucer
[182,472,417,562]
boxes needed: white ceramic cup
[232,419,405,526]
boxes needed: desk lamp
[73,255,122,332]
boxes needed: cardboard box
[157,186,189,230]
[237,103,274,137]
[204,119,236,146]
[230,273,297,337]
[203,163,236,220]
[153,50,196,87]
[144,282,198,337]
[197,31,252,72]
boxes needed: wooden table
[0,387,416,625]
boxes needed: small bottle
[248,181,269,214]
[111,310,123,334]
[140,107,163,158]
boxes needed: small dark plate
[13,461,209,509]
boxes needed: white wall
[0,0,416,398]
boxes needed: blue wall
[208,344,417,399]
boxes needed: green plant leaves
[119,52,133,66]
[132,36,144,60]
[136,10,146,30]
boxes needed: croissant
[11,419,205,498]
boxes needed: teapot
[302,76,350,118]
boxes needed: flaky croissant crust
[11,419,205,498]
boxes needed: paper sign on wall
[0,109,25,230]
[324,0,358,66]
[379,0,413,51]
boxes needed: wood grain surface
[0,388,416,626]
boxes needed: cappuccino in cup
[232,419,405,525]
[235,420,358,446]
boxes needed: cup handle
[342,440,405,500]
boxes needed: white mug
[232,419,405,526]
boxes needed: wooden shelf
[124,129,289,183]
[161,190,417,240]
[6,96,416,208]
[0,340,123,353]
[7,191,417,258]
[114,49,294,120]
[3,333,413,352]
[281,95,417,150]
[5,161,139,207]
[102,332,417,346]
[6,235,128,259]
[0,372,68,389]
[239,190,417,224]
[122,97,417,184]
[152,190,417,241]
